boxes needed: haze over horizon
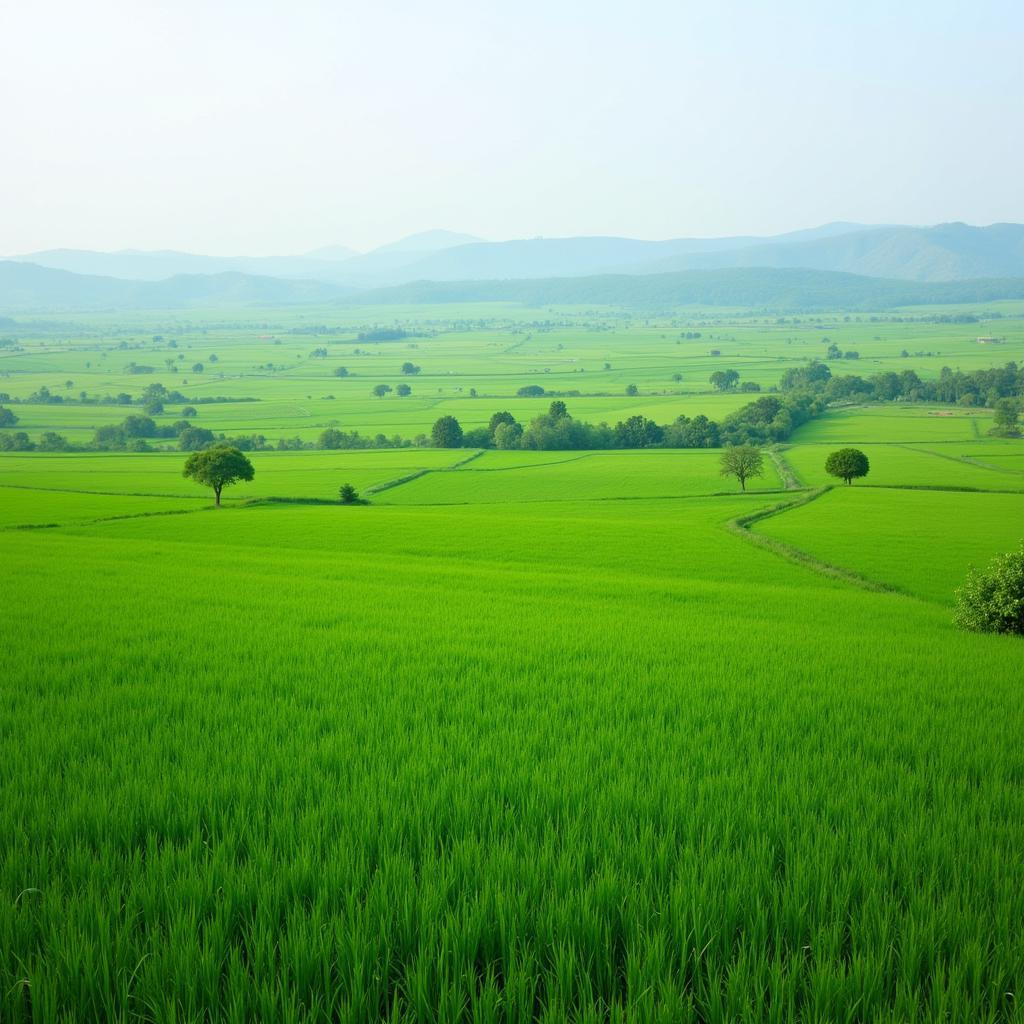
[2,0,1022,256]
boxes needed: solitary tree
[719,445,764,491]
[400,362,421,375]
[431,415,463,448]
[183,445,254,507]
[954,543,1024,636]
[396,383,412,397]
[339,483,362,505]
[625,384,639,396]
[825,448,870,485]
[372,384,392,398]
[333,366,349,377]
[548,400,568,420]
[0,406,18,426]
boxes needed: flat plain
[2,301,1023,1022]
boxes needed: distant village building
[976,337,1002,344]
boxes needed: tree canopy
[719,445,764,491]
[183,445,255,507]
[825,448,870,485]
[954,543,1024,636]
[431,416,464,448]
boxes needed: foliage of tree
[400,362,421,375]
[462,427,491,448]
[710,369,740,391]
[396,383,412,397]
[516,385,546,397]
[372,384,392,398]
[431,415,464,448]
[719,445,764,491]
[825,448,870,484]
[178,426,216,451]
[493,421,523,449]
[991,398,1020,436]
[333,366,349,377]
[0,406,17,426]
[182,445,254,507]
[488,411,516,436]
[954,544,1024,636]
[338,483,365,505]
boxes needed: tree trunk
[214,486,221,507]
[740,477,746,491]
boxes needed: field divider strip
[768,446,802,489]
[364,449,486,496]
[0,482,212,500]
[725,486,907,595]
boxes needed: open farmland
[2,302,1024,1022]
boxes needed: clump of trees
[719,445,764,491]
[183,445,255,507]
[825,448,870,485]
[991,399,1020,437]
[954,544,1024,636]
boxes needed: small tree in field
[719,445,764,491]
[825,448,870,485]
[183,445,254,507]
[338,483,363,505]
[954,543,1024,636]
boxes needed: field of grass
[753,487,1024,603]
[789,405,992,443]
[783,441,1024,492]
[4,496,1024,1022]
[376,449,782,505]
[2,302,1024,1022]
[2,302,1022,444]
[0,449,467,510]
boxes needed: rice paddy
[2,303,1023,1022]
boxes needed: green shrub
[954,544,1024,636]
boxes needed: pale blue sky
[1,0,1021,254]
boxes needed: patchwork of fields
[2,307,1024,1021]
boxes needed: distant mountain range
[10,222,1024,287]
[352,268,1024,311]
[0,261,349,311]
[3,259,1024,314]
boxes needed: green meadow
[2,303,1024,1022]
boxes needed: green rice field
[2,303,1023,1022]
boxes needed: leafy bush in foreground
[954,544,1024,636]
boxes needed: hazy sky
[2,0,1021,255]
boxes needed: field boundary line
[768,447,802,489]
[364,450,485,495]
[2,504,216,532]
[725,487,906,595]
[0,482,211,500]
[370,488,794,507]
[902,444,1024,478]
[364,469,432,495]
